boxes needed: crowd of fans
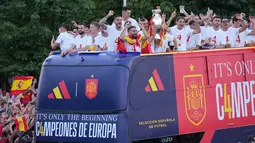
[0,80,37,143]
[50,6,255,56]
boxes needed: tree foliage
[0,0,254,87]
[0,0,96,77]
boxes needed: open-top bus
[36,47,255,143]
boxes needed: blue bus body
[36,50,255,143]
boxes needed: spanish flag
[10,76,34,96]
[159,24,165,47]
[116,37,127,53]
[124,34,143,47]
[15,117,28,131]
[141,40,152,54]
[148,17,153,37]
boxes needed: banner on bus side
[35,111,128,143]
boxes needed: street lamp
[123,0,127,7]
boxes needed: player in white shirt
[235,27,252,47]
[245,18,255,46]
[99,23,109,49]
[186,20,202,50]
[74,24,93,50]
[228,14,251,48]
[121,7,140,31]
[140,18,149,32]
[139,18,159,53]
[99,10,123,52]
[202,16,226,49]
[50,25,75,56]
[246,16,255,46]
[233,15,255,47]
[89,22,108,51]
[120,22,149,52]
[170,16,201,51]
[67,24,94,54]
[221,19,232,47]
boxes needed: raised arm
[182,8,191,17]
[120,22,131,41]
[249,16,255,29]
[148,23,156,43]
[184,12,195,22]
[71,20,79,28]
[99,10,114,25]
[51,36,60,49]
[249,16,255,33]
[160,13,167,35]
[166,11,176,27]
[139,21,149,42]
[162,13,166,25]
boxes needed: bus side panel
[173,50,255,135]
[128,55,179,141]
[174,56,211,135]
[211,125,255,143]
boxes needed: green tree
[0,0,96,89]
[127,0,175,20]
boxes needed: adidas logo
[145,69,164,92]
[48,80,71,99]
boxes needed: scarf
[124,34,143,48]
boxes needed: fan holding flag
[10,76,35,104]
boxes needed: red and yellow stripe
[124,34,143,45]
[141,40,152,53]
[145,69,164,92]
[15,117,28,131]
[149,17,153,37]
[48,80,71,99]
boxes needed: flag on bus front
[10,76,34,96]
[14,117,28,131]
